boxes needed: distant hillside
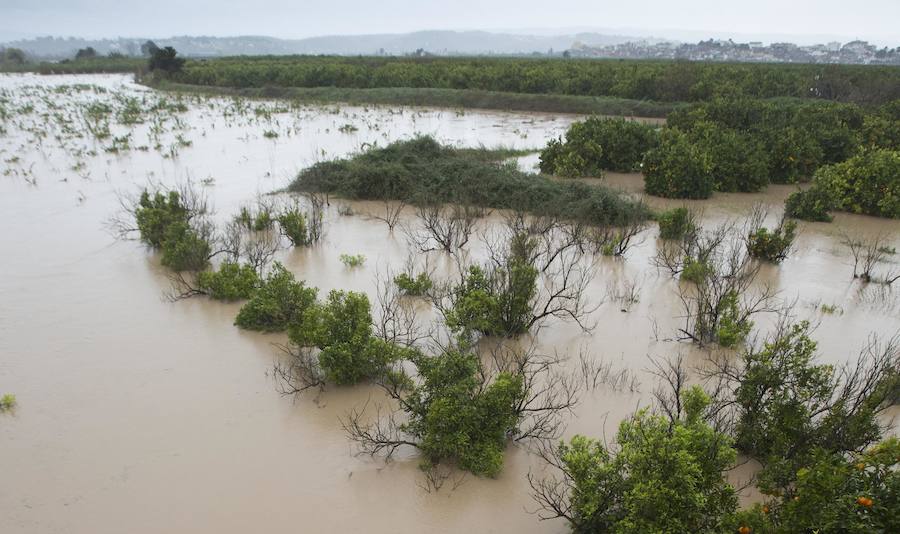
[3,31,639,59]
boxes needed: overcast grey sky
[2,0,898,44]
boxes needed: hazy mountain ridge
[2,31,637,58]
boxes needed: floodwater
[1,74,898,534]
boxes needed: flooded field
[1,74,898,534]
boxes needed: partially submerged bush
[132,187,211,272]
[689,121,769,192]
[394,272,433,296]
[197,261,260,300]
[532,386,738,533]
[539,117,657,176]
[746,220,797,263]
[0,393,16,411]
[339,254,365,267]
[160,221,210,271]
[290,290,406,384]
[135,190,190,248]
[290,136,650,227]
[657,207,697,240]
[785,187,834,222]
[445,261,538,338]
[813,149,900,218]
[278,207,312,246]
[234,263,317,331]
[642,129,714,199]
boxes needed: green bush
[714,291,753,349]
[733,322,894,495]
[394,349,523,477]
[290,290,404,384]
[277,207,311,246]
[539,117,657,176]
[784,187,835,222]
[657,207,696,240]
[197,261,260,300]
[339,254,365,267]
[680,257,712,283]
[394,272,433,296]
[0,393,16,411]
[642,129,714,199]
[135,190,189,248]
[290,136,650,228]
[549,387,738,533]
[813,149,900,218]
[445,260,538,337]
[234,263,317,331]
[689,121,769,192]
[746,220,797,263]
[159,222,210,272]
[767,126,824,183]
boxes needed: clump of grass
[263,130,279,139]
[290,136,649,227]
[340,254,366,267]
[0,394,16,411]
[338,123,359,133]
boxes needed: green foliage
[290,290,405,385]
[747,220,797,263]
[394,272,433,296]
[290,136,650,227]
[445,258,538,337]
[680,257,712,283]
[171,55,900,106]
[642,128,714,199]
[813,149,900,218]
[557,387,738,533]
[398,349,524,477]
[733,322,891,495]
[159,221,210,271]
[277,207,312,246]
[0,393,16,411]
[197,261,259,300]
[149,46,185,73]
[135,190,189,248]
[714,291,753,348]
[688,121,769,192]
[538,117,657,176]
[784,187,835,222]
[774,440,900,533]
[234,263,317,332]
[339,253,365,267]
[657,207,696,240]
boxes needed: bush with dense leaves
[813,149,900,218]
[550,386,738,533]
[197,261,260,300]
[159,221,210,272]
[289,290,408,385]
[394,272,433,296]
[688,121,769,192]
[657,207,697,240]
[642,128,714,199]
[746,220,797,263]
[445,258,538,337]
[539,117,657,176]
[784,187,835,222]
[277,207,312,246]
[391,349,523,477]
[135,190,190,248]
[149,46,185,73]
[234,263,317,331]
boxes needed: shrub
[774,440,900,533]
[159,221,210,272]
[278,207,311,246]
[394,272,433,296]
[689,121,769,192]
[290,136,650,228]
[197,261,259,300]
[445,260,538,337]
[339,254,365,267]
[657,207,696,240]
[396,349,523,477]
[539,117,657,176]
[813,149,900,218]
[642,129,714,199]
[0,393,16,411]
[680,257,711,283]
[544,387,738,533]
[135,190,189,248]
[767,126,824,183]
[784,187,834,222]
[234,263,317,331]
[149,46,185,73]
[714,290,753,348]
[732,321,896,495]
[290,290,403,384]
[746,220,797,263]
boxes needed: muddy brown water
[1,74,899,533]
